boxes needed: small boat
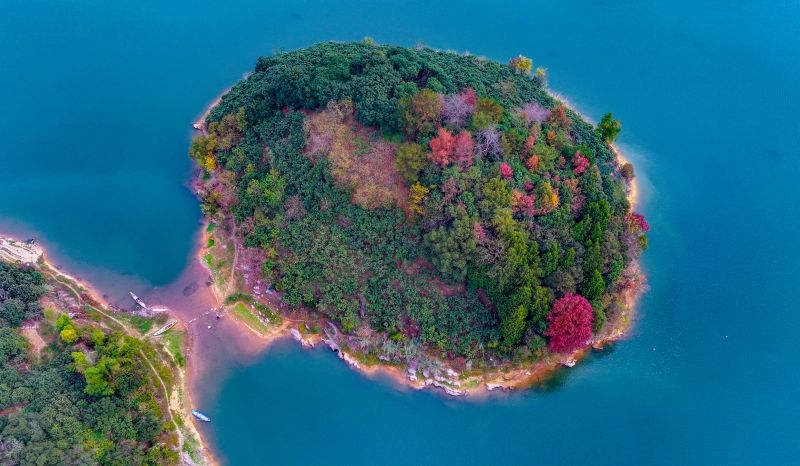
[130,292,148,310]
[563,358,577,368]
[191,410,211,422]
[152,320,177,336]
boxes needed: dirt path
[21,327,46,354]
[225,224,239,297]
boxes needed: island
[189,41,648,394]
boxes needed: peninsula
[189,41,648,394]
[0,239,211,464]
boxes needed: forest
[0,261,177,465]
[190,41,647,368]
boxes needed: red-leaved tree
[625,212,650,234]
[545,294,594,353]
[572,150,589,175]
[500,163,514,180]
[512,189,536,217]
[524,178,534,192]
[428,127,455,167]
[453,130,475,170]
[546,105,572,131]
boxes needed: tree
[408,182,431,215]
[572,151,590,175]
[188,134,219,171]
[500,305,528,347]
[531,144,557,172]
[424,207,478,282]
[545,294,594,353]
[428,127,455,168]
[56,314,72,331]
[620,162,635,181]
[512,189,536,217]
[545,105,572,131]
[398,88,442,138]
[536,181,559,212]
[441,88,476,127]
[499,163,513,180]
[598,113,622,143]
[500,129,526,158]
[625,212,650,234]
[508,55,533,75]
[582,269,605,301]
[526,155,539,172]
[474,125,503,159]
[475,98,503,124]
[395,143,427,183]
[453,131,475,170]
[517,102,549,124]
[0,299,25,327]
[60,328,78,344]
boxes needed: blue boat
[191,410,211,422]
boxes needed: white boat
[130,292,148,310]
[191,410,211,422]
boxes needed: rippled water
[2,0,799,464]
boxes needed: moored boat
[191,410,211,422]
[129,292,148,310]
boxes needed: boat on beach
[191,410,211,422]
[130,292,148,310]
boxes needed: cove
[2,0,800,464]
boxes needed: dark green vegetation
[0,262,177,465]
[193,41,646,365]
[0,262,46,327]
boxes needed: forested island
[190,41,647,392]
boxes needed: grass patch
[127,314,166,335]
[252,301,283,324]
[206,222,216,233]
[203,253,215,271]
[348,349,380,367]
[206,238,215,248]
[231,302,269,333]
[43,308,57,323]
[464,379,481,388]
[81,306,104,321]
[160,330,186,368]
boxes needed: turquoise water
[3,0,800,464]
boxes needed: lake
[2,0,799,464]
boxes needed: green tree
[562,247,576,268]
[0,299,25,327]
[598,113,622,143]
[424,208,477,282]
[398,88,441,138]
[500,304,528,348]
[582,269,605,301]
[56,313,72,331]
[395,143,428,183]
[60,328,78,344]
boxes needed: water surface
[2,0,799,464]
